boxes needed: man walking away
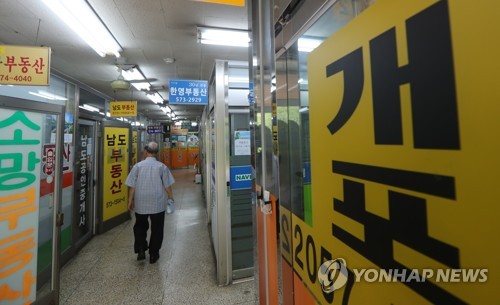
[125,141,175,264]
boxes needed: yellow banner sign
[0,45,50,85]
[172,128,188,134]
[194,0,244,6]
[103,127,129,221]
[110,101,137,117]
[306,0,500,304]
[131,130,138,166]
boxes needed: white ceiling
[0,0,250,122]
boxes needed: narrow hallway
[59,168,257,305]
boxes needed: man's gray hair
[145,141,159,153]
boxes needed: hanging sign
[146,125,163,134]
[110,101,137,117]
[0,110,43,305]
[0,45,50,85]
[169,80,208,105]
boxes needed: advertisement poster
[234,130,250,156]
[0,110,43,305]
[284,0,500,304]
[102,127,129,221]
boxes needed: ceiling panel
[1,0,249,122]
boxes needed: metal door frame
[0,95,65,305]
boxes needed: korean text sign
[0,110,43,304]
[169,80,208,105]
[282,0,500,304]
[0,45,50,85]
[146,125,162,134]
[102,127,129,221]
[110,101,137,117]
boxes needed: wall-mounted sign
[146,125,163,134]
[110,101,137,117]
[169,80,208,105]
[0,45,50,85]
[102,127,128,221]
[131,131,138,166]
[230,165,252,190]
[234,130,250,155]
[172,128,188,133]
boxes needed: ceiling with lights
[0,0,250,123]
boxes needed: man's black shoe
[137,250,146,261]
[150,253,159,264]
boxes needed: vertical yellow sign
[0,45,50,85]
[306,0,500,304]
[131,131,138,166]
[103,127,129,221]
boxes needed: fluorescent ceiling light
[148,92,164,104]
[132,82,150,91]
[122,67,151,91]
[160,107,172,114]
[42,0,121,57]
[198,27,250,47]
[122,68,144,81]
[79,104,100,112]
[298,38,322,53]
[29,90,68,100]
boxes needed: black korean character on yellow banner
[117,134,126,146]
[332,160,464,304]
[326,0,459,150]
[110,148,123,163]
[106,134,116,146]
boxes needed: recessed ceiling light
[163,57,175,64]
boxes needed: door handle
[56,212,64,227]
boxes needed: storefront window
[280,0,366,225]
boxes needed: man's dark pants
[134,211,165,256]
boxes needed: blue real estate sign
[169,80,208,105]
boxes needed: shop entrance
[0,96,65,305]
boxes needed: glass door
[228,109,253,279]
[0,96,64,305]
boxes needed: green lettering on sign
[235,174,252,181]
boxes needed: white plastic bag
[166,198,175,214]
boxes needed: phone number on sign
[175,97,203,103]
[0,74,33,82]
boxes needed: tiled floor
[60,168,257,305]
